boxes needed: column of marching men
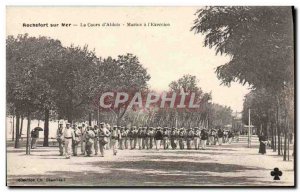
[56,121,237,159]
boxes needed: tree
[96,54,150,126]
[192,7,294,160]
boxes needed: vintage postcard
[6,6,295,187]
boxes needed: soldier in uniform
[93,125,99,155]
[85,126,95,157]
[72,124,81,156]
[148,127,155,149]
[200,128,209,150]
[155,127,163,150]
[193,127,200,150]
[111,125,121,155]
[186,128,194,150]
[56,121,64,156]
[170,128,178,150]
[63,122,75,159]
[124,127,129,149]
[228,130,234,144]
[145,127,150,149]
[217,128,224,145]
[141,127,147,149]
[98,122,111,157]
[127,127,134,149]
[162,127,169,149]
[105,123,111,150]
[137,127,143,150]
[119,127,126,150]
[178,128,185,149]
[80,123,87,155]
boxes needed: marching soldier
[85,126,95,157]
[155,127,163,150]
[193,127,200,150]
[228,130,234,144]
[137,127,143,150]
[63,122,75,159]
[111,125,121,155]
[178,128,186,149]
[141,127,147,149]
[124,127,129,149]
[98,122,111,157]
[106,123,111,150]
[162,127,169,149]
[93,125,99,155]
[170,128,178,150]
[132,126,138,149]
[145,127,150,149]
[72,124,81,156]
[200,128,209,150]
[56,121,64,156]
[186,128,194,150]
[80,123,87,155]
[217,128,224,145]
[127,127,134,149]
[119,127,126,150]
[148,127,155,149]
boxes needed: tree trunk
[274,124,277,152]
[271,122,274,150]
[88,113,92,126]
[19,116,24,137]
[26,114,31,155]
[12,115,15,141]
[43,109,49,147]
[14,112,20,148]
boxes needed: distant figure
[217,128,224,145]
[56,122,64,156]
[98,123,110,157]
[155,127,163,150]
[228,131,234,144]
[31,129,39,149]
[200,129,209,150]
[63,122,75,159]
[259,134,267,155]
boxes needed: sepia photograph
[6,6,295,187]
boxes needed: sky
[6,7,250,112]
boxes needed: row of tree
[192,6,294,160]
[7,34,233,152]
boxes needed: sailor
[141,127,147,149]
[119,127,126,150]
[56,121,64,156]
[148,127,155,149]
[155,127,163,150]
[72,124,81,156]
[124,127,129,149]
[105,123,111,150]
[170,128,178,150]
[178,128,186,149]
[200,128,209,150]
[186,128,194,150]
[162,127,169,149]
[98,122,111,157]
[193,127,200,150]
[80,123,87,155]
[228,130,234,144]
[217,128,224,145]
[145,127,150,149]
[137,127,143,150]
[85,126,95,157]
[111,125,121,155]
[127,127,134,149]
[93,125,99,155]
[63,122,75,159]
